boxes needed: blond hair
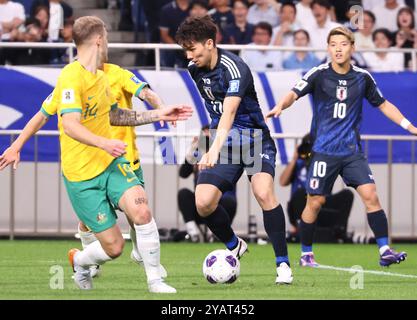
[327,26,355,45]
[72,16,106,46]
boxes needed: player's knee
[196,196,217,217]
[308,196,326,212]
[105,238,125,258]
[362,190,380,209]
[130,205,152,225]
[253,189,275,209]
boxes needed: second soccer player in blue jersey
[176,16,293,284]
[267,26,417,268]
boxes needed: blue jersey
[292,63,386,156]
[188,49,270,139]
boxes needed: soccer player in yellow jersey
[0,16,193,293]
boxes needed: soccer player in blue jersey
[267,26,417,268]
[176,16,293,284]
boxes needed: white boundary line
[317,264,417,279]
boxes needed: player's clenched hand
[198,149,219,171]
[101,139,127,158]
[0,147,20,171]
[265,104,283,120]
[158,105,193,122]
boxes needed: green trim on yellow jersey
[40,107,52,118]
[134,82,148,99]
[60,108,82,116]
[111,103,118,111]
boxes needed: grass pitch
[0,240,416,300]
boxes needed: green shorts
[63,157,145,233]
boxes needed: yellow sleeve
[40,89,59,118]
[121,68,148,99]
[56,71,83,116]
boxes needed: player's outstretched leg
[251,173,293,284]
[77,222,101,278]
[299,195,325,268]
[128,224,168,278]
[357,184,407,267]
[119,186,176,293]
[196,184,248,259]
[69,224,122,290]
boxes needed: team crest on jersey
[203,86,216,101]
[310,178,319,190]
[336,86,348,101]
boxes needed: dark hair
[254,21,273,37]
[281,2,297,14]
[363,10,376,24]
[25,17,41,29]
[397,6,415,29]
[33,5,49,18]
[294,29,310,42]
[190,0,210,11]
[372,28,393,44]
[233,0,250,8]
[176,15,218,48]
[311,0,331,10]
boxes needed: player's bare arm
[138,87,164,109]
[109,105,193,127]
[0,111,49,170]
[62,112,126,158]
[266,91,298,119]
[198,96,240,171]
[378,100,417,135]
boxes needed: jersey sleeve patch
[294,80,308,91]
[130,75,141,85]
[62,89,75,104]
[227,80,240,93]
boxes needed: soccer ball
[203,249,240,284]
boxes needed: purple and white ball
[202,249,240,284]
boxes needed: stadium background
[0,0,417,240]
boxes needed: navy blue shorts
[306,152,375,196]
[197,136,277,193]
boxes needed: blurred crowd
[1,0,417,71]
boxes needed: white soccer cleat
[275,262,293,285]
[229,237,248,260]
[68,248,93,290]
[130,250,168,278]
[89,265,101,278]
[148,279,177,294]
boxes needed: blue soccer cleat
[379,248,407,267]
[299,253,319,268]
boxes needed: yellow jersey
[103,63,148,170]
[54,61,117,182]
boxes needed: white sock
[78,225,97,249]
[301,251,313,256]
[185,221,201,237]
[74,240,112,268]
[134,218,161,282]
[129,226,141,259]
[379,245,390,255]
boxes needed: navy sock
[203,204,236,247]
[367,210,389,248]
[263,205,289,266]
[300,219,316,254]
